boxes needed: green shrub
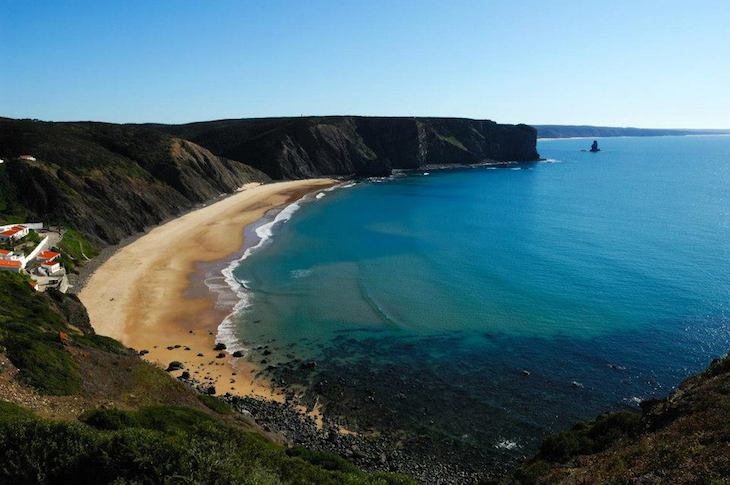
[537,411,641,463]
[79,408,139,431]
[705,354,730,378]
[0,405,416,484]
[3,334,82,395]
[197,394,233,415]
[286,446,359,473]
[0,401,36,423]
[508,460,553,485]
[25,229,42,245]
[57,228,99,273]
[73,334,129,355]
[0,273,83,395]
[82,405,223,436]
[0,272,66,333]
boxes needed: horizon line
[2,114,729,132]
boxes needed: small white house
[0,249,23,261]
[40,260,61,274]
[0,225,29,243]
[18,155,36,161]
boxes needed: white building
[40,260,62,275]
[18,155,36,161]
[0,225,29,243]
[0,249,23,261]
[0,260,22,272]
[36,250,60,262]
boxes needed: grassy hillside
[0,272,411,484]
[0,119,269,243]
[0,403,411,485]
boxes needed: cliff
[0,119,270,243]
[152,116,539,179]
[499,353,730,483]
[1,116,537,244]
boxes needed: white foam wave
[213,182,359,352]
[214,200,304,353]
[494,439,520,450]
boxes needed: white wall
[0,222,44,232]
[22,236,49,267]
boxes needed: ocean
[224,135,730,466]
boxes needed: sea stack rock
[590,140,600,152]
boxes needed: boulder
[166,361,184,372]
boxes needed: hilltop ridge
[1,116,538,244]
[149,116,539,179]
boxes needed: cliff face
[503,354,730,484]
[0,116,537,244]
[154,116,539,179]
[0,119,269,243]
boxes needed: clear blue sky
[2,1,728,128]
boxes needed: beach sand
[79,179,336,401]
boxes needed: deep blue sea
[229,135,730,462]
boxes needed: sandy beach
[79,179,337,400]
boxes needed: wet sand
[79,179,336,400]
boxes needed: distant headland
[535,124,730,139]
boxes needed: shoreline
[78,179,337,401]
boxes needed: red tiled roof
[0,249,10,255]
[0,226,25,237]
[29,281,38,287]
[41,261,59,267]
[38,250,61,260]
[0,260,21,268]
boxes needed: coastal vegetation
[56,227,99,273]
[0,403,413,484]
[0,271,412,484]
[0,272,82,394]
[498,354,730,483]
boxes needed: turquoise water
[231,135,730,462]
